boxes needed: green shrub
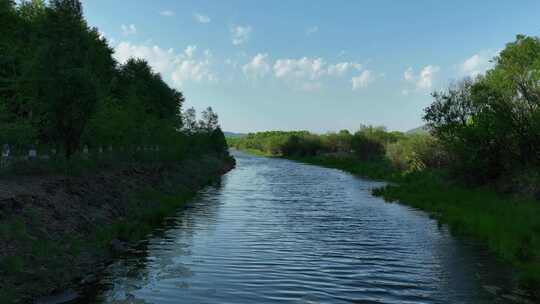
[386,134,447,172]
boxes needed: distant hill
[224,131,247,138]
[406,125,430,135]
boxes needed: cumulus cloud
[403,65,440,90]
[327,62,362,77]
[273,57,362,80]
[231,25,252,46]
[171,56,217,85]
[351,70,373,90]
[121,24,137,36]
[160,10,175,17]
[115,42,175,74]
[114,42,217,87]
[243,53,270,79]
[274,57,326,80]
[417,65,440,89]
[194,13,211,23]
[271,56,367,91]
[459,50,498,77]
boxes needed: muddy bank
[0,154,235,303]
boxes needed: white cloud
[172,46,217,85]
[243,53,270,79]
[272,56,367,91]
[417,65,440,89]
[327,62,362,77]
[97,30,116,45]
[403,65,440,90]
[160,10,175,17]
[114,42,217,87]
[306,26,318,36]
[194,13,211,23]
[274,57,362,80]
[351,70,373,90]
[231,25,252,46]
[121,24,137,36]
[460,50,497,77]
[273,57,325,80]
[98,30,107,40]
[172,58,217,85]
[115,42,175,74]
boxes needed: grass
[0,155,230,303]
[0,186,201,303]
[373,175,540,290]
[91,187,197,248]
[239,148,540,294]
[232,147,274,157]
[288,155,399,181]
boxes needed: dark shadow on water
[71,179,228,304]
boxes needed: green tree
[199,106,219,132]
[29,0,115,157]
[424,35,540,184]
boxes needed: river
[81,150,514,303]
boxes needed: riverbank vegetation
[0,0,230,168]
[0,156,233,303]
[0,1,234,302]
[228,34,540,294]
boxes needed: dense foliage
[0,0,228,160]
[228,127,433,173]
[229,127,406,160]
[425,35,540,193]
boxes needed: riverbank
[239,149,540,298]
[0,154,235,303]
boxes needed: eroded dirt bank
[0,154,235,303]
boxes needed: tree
[29,0,115,157]
[424,35,540,184]
[182,107,198,133]
[199,106,219,132]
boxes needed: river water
[82,150,516,304]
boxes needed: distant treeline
[230,34,540,196]
[0,0,227,159]
[228,127,442,173]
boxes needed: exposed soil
[0,154,235,303]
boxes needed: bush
[351,133,385,161]
[386,134,447,172]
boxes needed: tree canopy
[0,0,226,158]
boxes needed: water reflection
[81,151,516,304]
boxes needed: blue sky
[80,0,540,133]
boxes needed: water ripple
[85,151,515,304]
